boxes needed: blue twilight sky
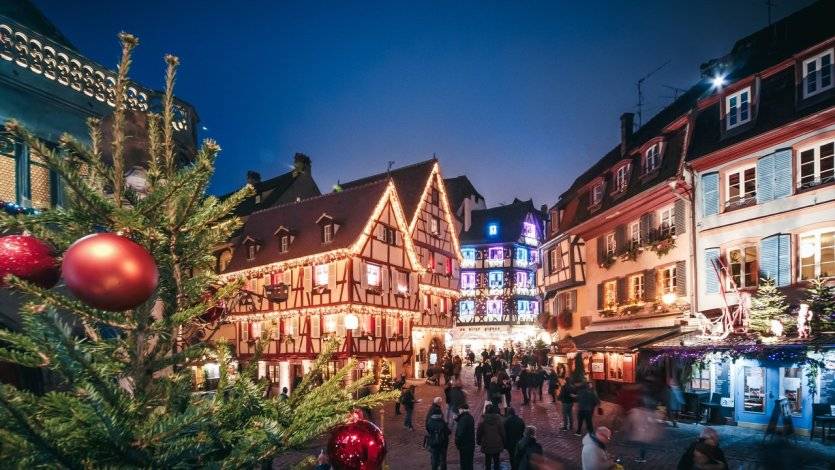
[35,0,813,208]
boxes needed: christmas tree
[749,278,792,336]
[378,360,394,391]
[0,34,396,467]
[807,277,835,334]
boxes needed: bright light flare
[710,73,727,89]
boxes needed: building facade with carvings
[452,199,548,355]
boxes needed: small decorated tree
[749,278,792,336]
[377,359,395,391]
[807,278,835,334]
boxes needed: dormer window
[803,49,833,99]
[431,217,440,235]
[247,244,257,261]
[488,223,498,236]
[280,235,289,253]
[725,87,751,129]
[614,164,630,192]
[323,223,333,243]
[431,188,440,205]
[643,143,660,174]
[591,183,603,206]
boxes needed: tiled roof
[223,170,321,217]
[340,159,436,221]
[460,198,543,245]
[222,180,389,273]
[444,175,485,212]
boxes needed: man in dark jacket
[476,405,505,470]
[394,373,407,415]
[401,385,416,430]
[426,396,444,430]
[575,381,600,436]
[447,380,468,424]
[487,377,503,410]
[503,407,525,470]
[558,379,575,431]
[519,368,531,405]
[514,426,544,470]
[455,403,476,470]
[425,402,451,470]
[474,362,483,389]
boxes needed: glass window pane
[743,367,766,412]
[821,232,835,278]
[781,367,803,415]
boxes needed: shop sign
[591,362,604,373]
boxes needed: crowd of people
[407,347,730,470]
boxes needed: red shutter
[398,318,403,334]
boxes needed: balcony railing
[724,194,757,212]
[798,175,835,191]
[0,16,195,133]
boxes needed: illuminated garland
[230,303,419,322]
[647,344,820,367]
[408,163,463,261]
[418,284,461,299]
[221,182,425,280]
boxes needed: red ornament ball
[0,235,59,289]
[62,233,158,311]
[327,417,386,470]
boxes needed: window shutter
[674,199,686,235]
[701,172,719,216]
[569,290,577,312]
[617,277,628,304]
[643,269,656,301]
[675,260,687,296]
[615,225,627,252]
[304,266,311,289]
[329,263,337,289]
[704,248,721,294]
[382,266,389,291]
[597,283,604,309]
[596,236,605,263]
[772,148,793,199]
[756,153,775,203]
[640,212,653,242]
[759,236,779,284]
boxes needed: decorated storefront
[644,335,835,435]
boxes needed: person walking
[624,400,661,463]
[448,379,468,425]
[487,376,503,410]
[474,362,483,389]
[533,367,545,402]
[558,379,575,431]
[667,376,684,428]
[502,376,513,413]
[503,407,525,470]
[401,385,416,430]
[394,373,407,415]
[547,369,558,403]
[519,367,531,405]
[455,403,476,470]
[514,426,544,470]
[575,382,600,436]
[581,426,616,470]
[425,401,451,470]
[476,404,505,470]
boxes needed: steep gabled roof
[460,198,543,245]
[443,175,485,212]
[340,159,436,220]
[223,169,321,217]
[1,0,76,51]
[222,180,389,273]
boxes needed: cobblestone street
[278,367,835,469]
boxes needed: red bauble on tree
[0,234,59,289]
[327,413,386,470]
[62,233,158,311]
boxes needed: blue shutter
[701,172,719,216]
[761,233,791,286]
[772,148,793,199]
[760,235,778,283]
[777,233,791,287]
[704,248,720,294]
[756,153,775,203]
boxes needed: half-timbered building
[452,199,548,354]
[216,179,424,392]
[340,159,463,378]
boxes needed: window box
[599,253,616,270]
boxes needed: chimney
[246,170,261,186]
[293,153,312,176]
[620,112,634,156]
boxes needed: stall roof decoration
[570,326,682,352]
[644,332,835,365]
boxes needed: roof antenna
[661,84,687,102]
[636,60,670,128]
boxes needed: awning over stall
[571,327,682,352]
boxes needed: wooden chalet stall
[340,159,463,378]
[217,179,424,393]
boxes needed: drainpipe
[671,110,700,320]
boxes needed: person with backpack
[425,401,451,470]
[503,407,525,470]
[401,385,416,430]
[455,403,476,470]
[476,404,505,470]
[514,426,544,470]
